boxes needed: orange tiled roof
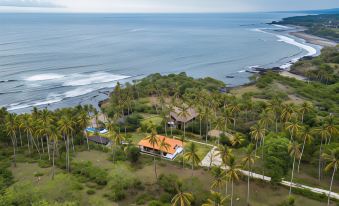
[138,135,183,154]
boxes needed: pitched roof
[138,135,183,154]
[170,106,198,123]
[88,136,110,145]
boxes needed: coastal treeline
[0,66,338,205]
[273,14,339,42]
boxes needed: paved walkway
[200,146,339,200]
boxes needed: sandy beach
[290,31,337,48]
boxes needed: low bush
[86,189,95,195]
[71,162,108,186]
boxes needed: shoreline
[6,23,330,113]
[290,31,337,48]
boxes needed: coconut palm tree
[250,123,266,151]
[184,142,201,177]
[324,114,338,144]
[231,133,245,147]
[39,109,53,159]
[5,113,18,167]
[322,148,339,206]
[259,110,273,131]
[171,181,194,206]
[58,115,75,172]
[21,114,32,154]
[48,126,59,180]
[78,111,91,151]
[222,108,234,134]
[281,104,296,123]
[241,144,258,205]
[178,104,190,140]
[216,145,233,195]
[228,101,240,129]
[159,137,171,160]
[297,126,313,173]
[267,97,283,132]
[211,166,225,193]
[313,125,330,181]
[145,128,159,180]
[285,119,302,141]
[202,190,228,206]
[226,155,241,206]
[109,131,125,164]
[299,102,313,123]
[288,141,301,196]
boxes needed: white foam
[238,70,246,73]
[63,72,129,86]
[25,73,65,81]
[276,34,317,56]
[251,28,318,69]
[64,87,96,98]
[273,24,290,29]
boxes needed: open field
[8,149,334,206]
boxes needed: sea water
[0,13,320,112]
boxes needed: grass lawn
[8,149,335,206]
[141,114,163,126]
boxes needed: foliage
[264,133,290,184]
[72,162,108,185]
[127,146,141,163]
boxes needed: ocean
[0,13,320,113]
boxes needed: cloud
[0,0,63,8]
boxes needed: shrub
[34,172,44,177]
[71,162,108,186]
[127,146,141,163]
[158,174,178,195]
[136,193,154,205]
[86,189,95,195]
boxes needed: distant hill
[272,13,339,42]
[280,8,339,15]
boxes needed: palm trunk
[319,139,323,181]
[19,129,23,147]
[153,154,158,180]
[11,135,17,167]
[289,155,296,196]
[26,131,31,155]
[247,163,251,205]
[298,137,307,173]
[231,180,234,206]
[41,137,45,154]
[46,135,51,160]
[262,136,265,180]
[327,167,336,206]
[52,141,56,180]
[85,131,90,151]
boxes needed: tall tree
[296,126,313,173]
[78,111,91,151]
[145,129,159,180]
[159,138,171,160]
[288,141,301,196]
[171,181,194,206]
[313,125,330,181]
[299,102,313,123]
[184,142,201,177]
[5,113,18,167]
[226,155,241,206]
[285,120,302,141]
[241,144,258,205]
[202,190,228,206]
[322,149,339,206]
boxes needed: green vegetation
[273,14,339,42]
[0,66,338,205]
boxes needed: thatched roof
[88,136,110,145]
[170,106,198,123]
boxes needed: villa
[138,135,183,160]
[169,106,198,129]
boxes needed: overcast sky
[0,0,338,13]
